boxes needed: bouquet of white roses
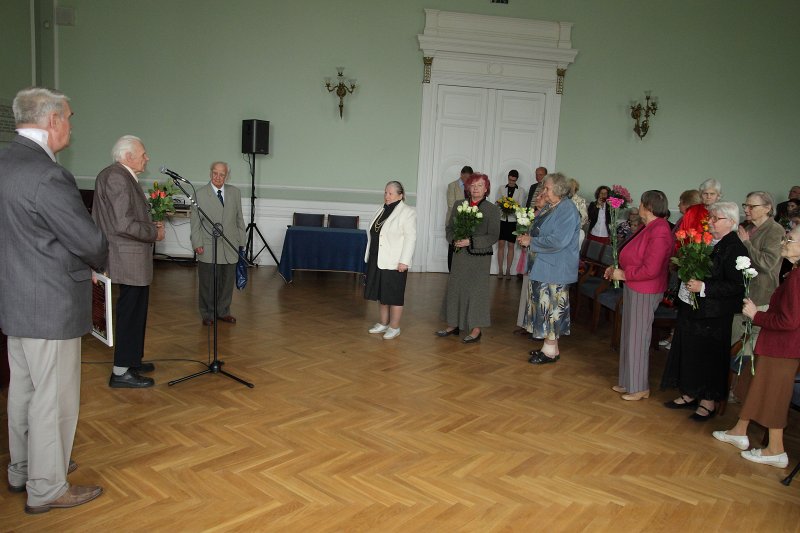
[734,255,758,375]
[452,201,483,253]
[512,206,535,236]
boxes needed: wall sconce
[324,67,357,119]
[630,93,657,139]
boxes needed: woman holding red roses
[661,201,748,421]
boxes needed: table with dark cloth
[278,226,367,282]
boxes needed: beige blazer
[445,178,466,224]
[743,218,785,305]
[364,201,417,269]
[190,183,246,264]
[92,162,158,286]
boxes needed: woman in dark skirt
[495,169,525,279]
[364,181,417,340]
[661,201,748,421]
[712,225,800,468]
[436,173,501,343]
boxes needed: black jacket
[690,231,749,319]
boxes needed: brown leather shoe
[217,315,236,323]
[8,460,78,493]
[202,318,214,326]
[25,484,103,514]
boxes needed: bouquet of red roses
[148,180,179,222]
[671,228,714,309]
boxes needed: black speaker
[242,119,269,154]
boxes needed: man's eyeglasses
[782,236,799,245]
[708,216,727,222]
[742,203,765,210]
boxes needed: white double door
[424,85,547,273]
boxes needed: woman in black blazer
[661,201,748,421]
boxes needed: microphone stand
[166,176,254,389]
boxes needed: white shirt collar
[120,163,139,182]
[211,183,224,196]
[16,128,56,162]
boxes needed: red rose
[150,192,158,199]
[703,232,713,245]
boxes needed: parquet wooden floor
[1,263,799,532]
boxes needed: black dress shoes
[435,327,460,337]
[528,351,560,364]
[689,405,716,421]
[131,362,155,373]
[109,369,155,388]
[663,396,698,409]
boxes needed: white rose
[745,268,758,278]
[735,256,751,270]
[457,205,463,213]
[476,212,483,219]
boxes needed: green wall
[6,0,800,207]
[0,0,33,148]
[0,1,32,99]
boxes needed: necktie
[217,189,224,206]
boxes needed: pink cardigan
[619,217,673,294]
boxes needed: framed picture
[91,273,113,346]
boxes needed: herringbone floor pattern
[1,263,799,532]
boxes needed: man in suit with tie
[0,87,107,513]
[190,161,246,326]
[92,135,165,388]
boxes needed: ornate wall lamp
[630,93,657,139]
[324,67,357,119]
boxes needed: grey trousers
[198,261,236,319]
[618,286,662,393]
[7,337,80,506]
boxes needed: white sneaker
[369,323,389,334]
[712,430,749,451]
[658,338,671,347]
[740,448,788,468]
[383,327,401,340]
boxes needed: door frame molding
[414,9,578,272]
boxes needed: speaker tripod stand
[163,172,254,389]
[244,152,280,268]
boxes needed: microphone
[160,166,189,183]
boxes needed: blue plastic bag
[236,247,248,290]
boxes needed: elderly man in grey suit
[0,87,107,513]
[190,161,246,326]
[93,135,165,388]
